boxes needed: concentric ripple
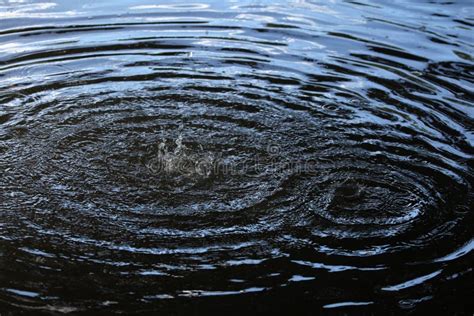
[0,0,473,314]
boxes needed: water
[0,0,473,314]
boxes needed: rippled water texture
[0,0,473,314]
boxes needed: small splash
[145,134,215,179]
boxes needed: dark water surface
[0,0,473,314]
